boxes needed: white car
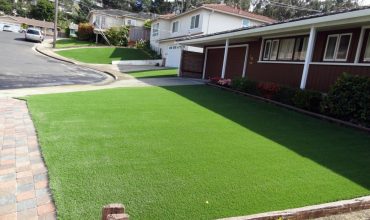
[25,28,44,43]
[3,25,12,32]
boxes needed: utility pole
[53,0,58,48]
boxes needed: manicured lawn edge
[207,83,370,133]
[221,195,370,220]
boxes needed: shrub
[231,78,259,95]
[77,23,94,40]
[105,26,129,46]
[257,82,280,99]
[321,73,370,126]
[65,27,70,38]
[272,86,296,105]
[135,39,146,49]
[292,89,323,113]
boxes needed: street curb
[35,44,119,81]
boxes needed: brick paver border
[0,98,56,219]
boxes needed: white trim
[300,26,316,89]
[311,62,370,66]
[242,45,249,78]
[171,20,179,33]
[206,44,249,49]
[257,61,304,65]
[190,14,200,29]
[262,40,272,60]
[364,34,370,62]
[262,32,309,40]
[202,49,208,79]
[355,27,366,63]
[258,39,264,61]
[221,38,229,78]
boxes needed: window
[270,40,279,60]
[324,33,352,61]
[101,16,106,28]
[278,38,295,60]
[293,37,308,61]
[242,19,250,28]
[263,40,271,60]
[127,19,136,26]
[152,23,159,37]
[364,35,370,62]
[190,14,200,29]
[172,21,179,33]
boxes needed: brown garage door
[205,48,224,79]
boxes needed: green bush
[321,73,370,126]
[105,26,129,46]
[65,27,70,38]
[231,78,259,95]
[273,86,296,105]
[292,90,323,113]
[77,23,94,41]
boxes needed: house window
[152,23,159,37]
[190,14,200,29]
[242,19,250,28]
[172,21,179,33]
[270,40,279,60]
[364,34,370,62]
[263,40,271,60]
[293,37,308,61]
[324,33,352,61]
[101,16,106,28]
[278,38,295,60]
[127,19,136,26]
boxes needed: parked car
[25,28,44,43]
[3,25,12,32]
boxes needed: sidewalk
[0,98,56,220]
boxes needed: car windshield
[27,29,40,35]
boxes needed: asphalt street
[0,31,107,90]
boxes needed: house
[69,22,78,37]
[177,7,370,92]
[87,9,154,43]
[150,4,275,67]
[0,16,54,35]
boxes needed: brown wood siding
[246,40,303,87]
[180,50,204,78]
[306,64,370,92]
[205,48,225,79]
[312,27,361,63]
[225,47,247,79]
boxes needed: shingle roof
[202,4,276,23]
[90,9,155,20]
[178,6,370,42]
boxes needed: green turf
[26,85,370,220]
[56,38,102,48]
[56,47,153,64]
[127,69,178,78]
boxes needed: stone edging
[218,196,370,220]
[35,45,119,81]
[207,83,370,133]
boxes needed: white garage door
[165,45,182,68]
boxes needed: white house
[150,3,275,67]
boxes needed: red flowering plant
[218,78,232,87]
[257,82,280,99]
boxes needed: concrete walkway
[0,98,56,220]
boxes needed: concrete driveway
[0,31,108,90]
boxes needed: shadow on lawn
[163,85,370,190]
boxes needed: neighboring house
[88,9,154,43]
[150,4,275,67]
[69,22,78,37]
[178,7,370,92]
[0,16,54,35]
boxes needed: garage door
[165,45,182,68]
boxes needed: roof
[88,9,155,20]
[153,3,275,23]
[178,6,370,44]
[202,4,275,23]
[0,16,54,29]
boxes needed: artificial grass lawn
[56,38,102,48]
[26,85,370,220]
[56,47,153,64]
[127,68,178,78]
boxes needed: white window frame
[190,14,200,29]
[363,34,370,62]
[172,21,179,33]
[277,38,296,60]
[127,19,136,26]
[323,33,352,62]
[270,39,279,60]
[242,19,250,28]
[152,23,159,37]
[263,40,272,60]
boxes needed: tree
[72,0,95,23]
[29,0,54,21]
[0,0,13,15]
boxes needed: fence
[129,26,150,42]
